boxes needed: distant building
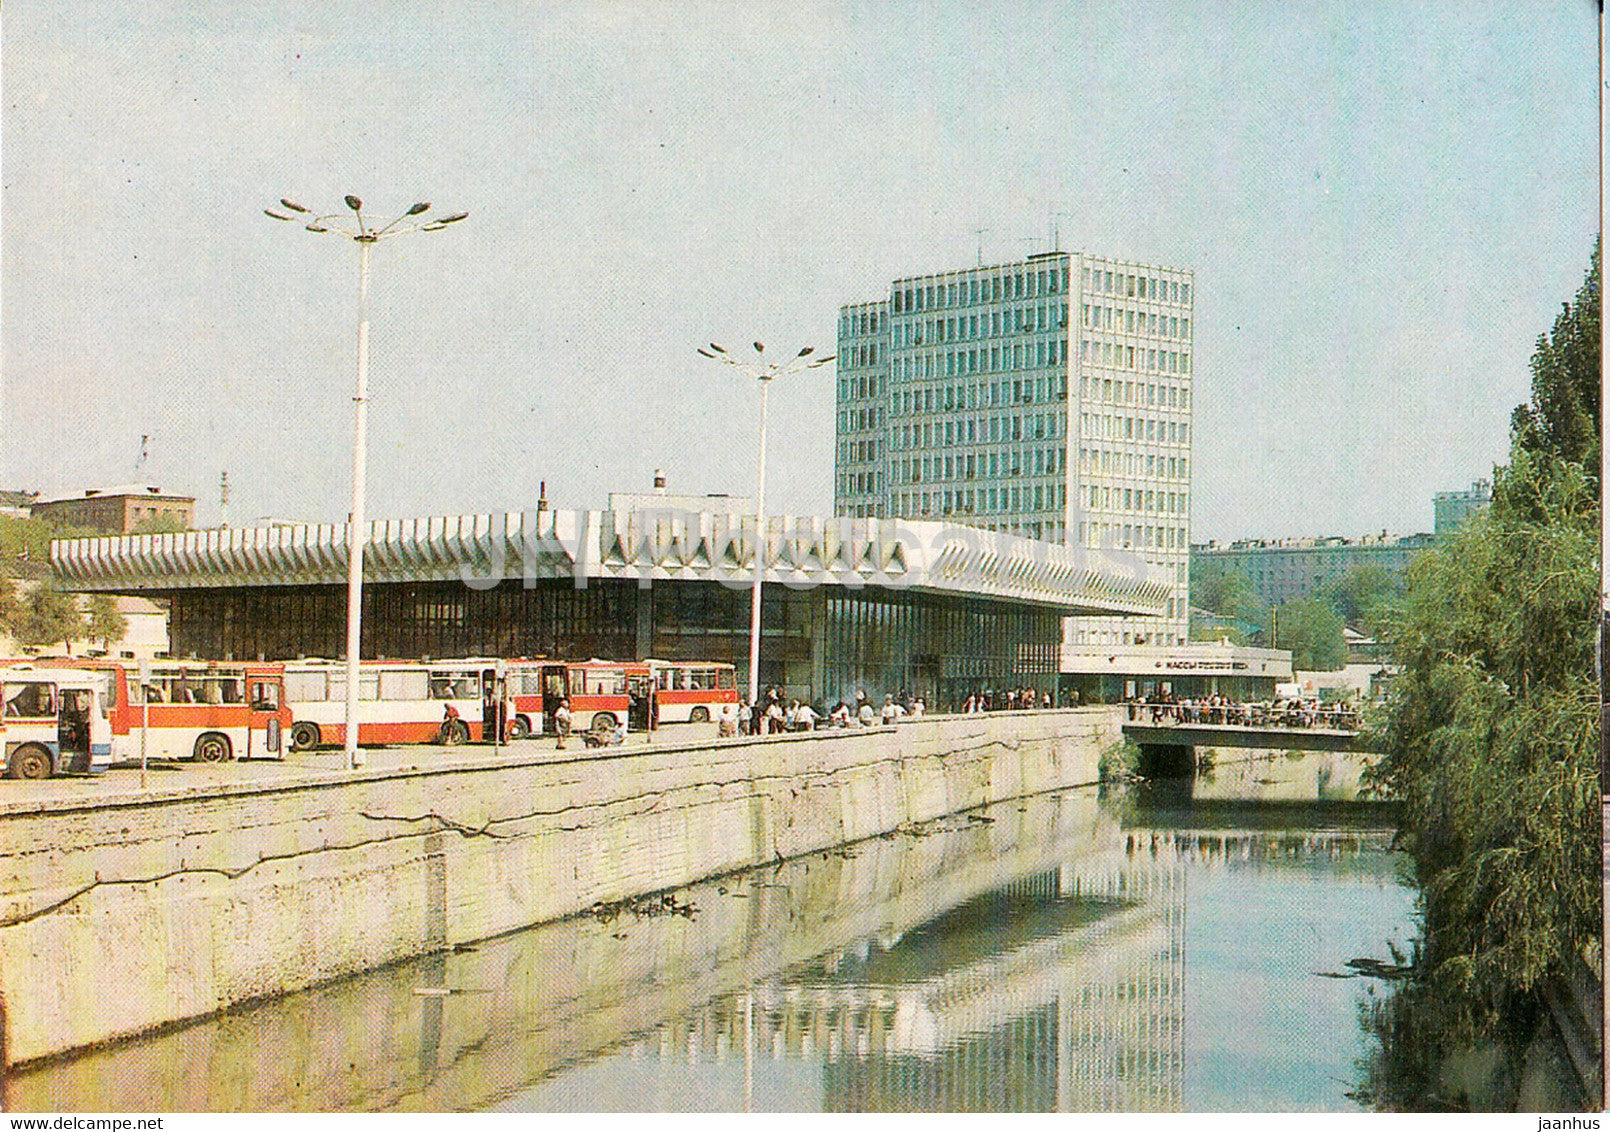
[1059,639,1292,704]
[31,485,195,534]
[0,491,39,520]
[834,250,1196,650]
[1433,478,1492,537]
[0,584,169,660]
[1191,532,1434,612]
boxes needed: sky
[2,1,1599,542]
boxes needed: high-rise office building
[835,251,1194,646]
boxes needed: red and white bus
[282,658,487,750]
[62,659,291,763]
[1,665,118,778]
[646,660,738,723]
[505,659,654,737]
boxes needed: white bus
[283,659,487,750]
[2,666,117,779]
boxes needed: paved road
[0,723,723,809]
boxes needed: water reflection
[12,753,1411,1113]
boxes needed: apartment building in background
[835,250,1195,647]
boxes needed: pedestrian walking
[554,698,572,750]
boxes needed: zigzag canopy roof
[52,508,1171,617]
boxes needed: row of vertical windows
[892,265,1067,314]
[895,413,1065,449]
[1083,486,1187,515]
[896,447,1065,484]
[895,305,1068,345]
[1084,267,1189,305]
[1083,306,1190,339]
[892,376,1068,414]
[894,483,1066,517]
[1079,521,1189,551]
[1083,377,1188,410]
[1080,340,1191,373]
[1081,414,1190,445]
[1081,450,1190,481]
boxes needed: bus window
[251,681,280,710]
[657,670,674,691]
[3,682,54,719]
[716,668,735,690]
[285,671,328,703]
[203,677,244,705]
[379,670,429,701]
[360,674,381,701]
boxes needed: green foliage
[0,513,103,579]
[0,577,18,636]
[1192,566,1265,626]
[1273,597,1346,671]
[1511,240,1600,480]
[1097,739,1141,782]
[1323,563,1402,632]
[131,513,187,535]
[14,582,86,651]
[84,594,127,650]
[1365,243,1601,1028]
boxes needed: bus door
[540,664,568,733]
[246,675,284,759]
[628,672,655,732]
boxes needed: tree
[1363,242,1600,1055]
[1271,597,1345,671]
[1323,563,1401,632]
[15,583,86,653]
[1191,567,1264,626]
[0,577,18,636]
[132,513,188,535]
[84,594,127,652]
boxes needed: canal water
[10,751,1418,1112]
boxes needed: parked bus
[505,659,653,738]
[646,660,738,723]
[282,659,486,750]
[1,665,117,778]
[94,660,291,762]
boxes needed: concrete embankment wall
[0,708,1120,1067]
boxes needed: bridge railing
[1122,700,1361,733]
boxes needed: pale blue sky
[3,1,1598,540]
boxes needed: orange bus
[282,658,488,749]
[645,660,738,723]
[63,659,291,762]
[506,659,654,737]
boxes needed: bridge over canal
[1121,720,1375,775]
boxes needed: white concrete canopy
[53,507,1172,617]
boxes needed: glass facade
[164,577,1061,711]
[833,251,1194,650]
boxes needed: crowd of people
[1124,692,1360,731]
[714,684,1081,736]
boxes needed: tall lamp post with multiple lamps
[266,195,468,770]
[697,341,835,707]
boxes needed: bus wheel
[290,722,321,751]
[591,712,617,733]
[194,733,232,763]
[6,745,52,780]
[441,720,470,746]
[689,707,710,724]
[509,716,531,740]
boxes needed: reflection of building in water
[622,850,1187,1112]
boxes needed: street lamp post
[697,341,835,707]
[267,196,467,770]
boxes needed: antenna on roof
[974,227,990,267]
[135,434,149,477]
[219,470,230,529]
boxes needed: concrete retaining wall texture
[0,708,1120,1067]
